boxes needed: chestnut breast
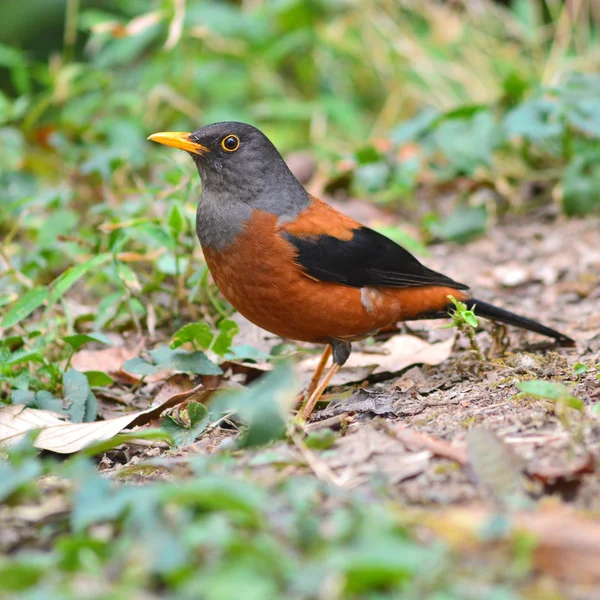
[202,210,464,343]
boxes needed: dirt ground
[108,211,600,505]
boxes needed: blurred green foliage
[0,2,598,596]
[0,438,531,599]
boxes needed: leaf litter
[2,213,600,596]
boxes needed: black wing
[282,226,469,290]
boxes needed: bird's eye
[221,135,240,152]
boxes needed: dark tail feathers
[463,299,575,347]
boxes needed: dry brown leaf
[325,425,431,487]
[0,384,212,454]
[528,453,595,484]
[392,425,468,465]
[0,405,66,446]
[71,344,142,375]
[299,335,455,386]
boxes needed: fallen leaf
[0,405,66,446]
[324,425,431,487]
[0,384,212,454]
[298,335,455,387]
[528,453,595,484]
[71,344,142,375]
[392,426,468,465]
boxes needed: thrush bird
[149,122,574,420]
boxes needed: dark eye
[221,135,240,152]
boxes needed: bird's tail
[462,298,575,347]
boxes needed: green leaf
[212,360,297,448]
[11,389,65,413]
[171,321,213,349]
[212,319,240,356]
[168,202,186,236]
[305,428,336,450]
[84,371,114,387]
[432,109,499,171]
[84,391,99,423]
[561,154,600,216]
[161,476,266,527]
[63,369,91,423]
[516,380,583,410]
[1,348,44,366]
[1,287,48,329]
[62,332,113,351]
[504,98,563,141]
[47,253,112,308]
[427,205,488,244]
[573,362,589,376]
[162,402,210,448]
[124,346,222,376]
[0,459,41,502]
[226,345,270,362]
[116,261,141,292]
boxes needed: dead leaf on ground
[71,343,142,376]
[0,383,213,454]
[528,453,595,485]
[392,425,468,465]
[299,335,455,387]
[324,425,431,487]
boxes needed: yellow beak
[147,131,209,155]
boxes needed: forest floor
[3,210,599,599]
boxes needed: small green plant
[445,295,485,362]
[516,380,585,443]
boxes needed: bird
[148,122,575,420]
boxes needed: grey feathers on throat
[194,154,310,251]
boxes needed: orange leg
[305,345,332,398]
[301,362,341,421]
[294,344,332,408]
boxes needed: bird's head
[148,121,308,214]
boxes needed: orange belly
[202,211,467,343]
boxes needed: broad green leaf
[226,345,270,362]
[516,380,583,410]
[63,369,90,423]
[1,287,48,329]
[427,205,488,244]
[11,390,64,414]
[1,348,44,366]
[305,428,336,450]
[48,254,112,307]
[84,371,114,387]
[168,202,186,236]
[212,360,297,448]
[0,459,41,502]
[162,402,210,448]
[161,476,266,527]
[83,391,98,423]
[171,321,213,349]
[212,319,240,356]
[116,261,141,292]
[62,332,113,351]
[124,346,222,376]
[561,154,600,216]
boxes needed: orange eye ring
[221,135,240,152]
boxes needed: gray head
[149,121,309,212]
[149,122,310,249]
